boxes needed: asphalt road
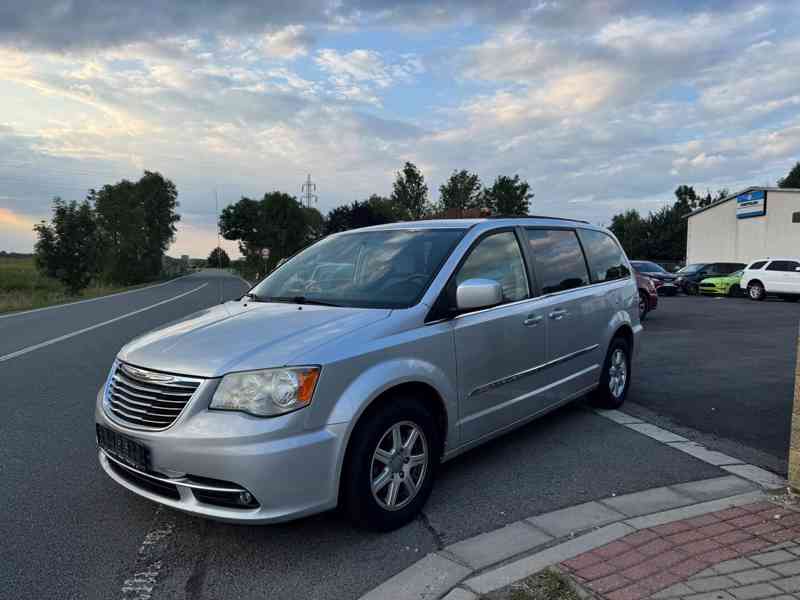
[1,272,752,600]
[630,294,798,473]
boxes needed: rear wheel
[638,291,648,322]
[589,337,631,410]
[341,397,439,531]
[748,281,765,301]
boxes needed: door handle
[523,314,542,327]
[548,308,568,320]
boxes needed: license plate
[96,424,150,472]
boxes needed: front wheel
[589,337,631,409]
[341,398,439,531]
[748,281,765,301]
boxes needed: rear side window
[456,231,529,303]
[577,229,631,283]
[766,260,800,272]
[748,261,767,270]
[525,229,589,294]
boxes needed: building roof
[686,186,800,219]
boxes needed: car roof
[749,257,800,262]
[344,215,592,233]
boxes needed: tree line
[34,171,180,293]
[220,162,533,277]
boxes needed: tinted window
[748,261,767,270]
[251,229,464,308]
[766,260,800,272]
[456,232,528,303]
[677,263,706,274]
[631,261,666,273]
[525,229,590,294]
[578,229,631,283]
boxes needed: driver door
[452,230,550,443]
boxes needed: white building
[686,187,800,264]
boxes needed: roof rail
[486,214,590,224]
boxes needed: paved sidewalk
[561,499,800,599]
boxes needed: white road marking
[0,274,194,320]
[594,408,788,489]
[120,508,176,600]
[0,283,208,363]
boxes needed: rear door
[451,230,550,442]
[765,260,800,293]
[523,228,607,402]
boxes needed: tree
[324,195,400,234]
[438,170,483,213]
[92,171,180,284]
[609,209,648,259]
[219,192,313,272]
[207,247,230,268]
[137,171,180,279]
[778,162,800,188]
[390,162,429,220]
[484,174,533,215]
[34,198,101,294]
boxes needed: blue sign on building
[736,190,766,219]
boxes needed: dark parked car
[630,261,678,296]
[675,262,746,295]
[636,272,658,321]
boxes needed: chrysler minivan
[96,217,641,530]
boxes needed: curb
[360,409,788,600]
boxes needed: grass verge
[483,569,584,600]
[0,256,163,314]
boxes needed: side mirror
[456,278,503,311]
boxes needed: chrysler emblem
[120,363,175,383]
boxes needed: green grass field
[0,256,137,314]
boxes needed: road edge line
[0,274,195,320]
[0,282,208,363]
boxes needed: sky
[1,1,799,258]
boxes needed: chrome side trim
[101,450,246,493]
[468,343,600,398]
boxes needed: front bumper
[95,387,347,524]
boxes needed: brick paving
[560,501,800,599]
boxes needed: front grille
[105,363,202,430]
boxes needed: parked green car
[698,270,744,296]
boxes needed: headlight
[210,367,320,417]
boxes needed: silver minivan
[95,217,641,530]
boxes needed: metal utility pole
[301,174,318,208]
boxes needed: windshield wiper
[242,292,265,302]
[272,296,342,307]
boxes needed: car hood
[118,301,392,377]
[647,272,677,281]
[700,276,738,284]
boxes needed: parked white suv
[741,258,800,302]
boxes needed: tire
[341,397,439,531]
[747,281,765,301]
[686,283,698,296]
[589,337,632,410]
[728,285,740,297]
[638,290,648,322]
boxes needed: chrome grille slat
[111,380,189,404]
[113,372,197,395]
[104,363,202,430]
[109,390,183,414]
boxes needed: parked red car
[636,272,658,321]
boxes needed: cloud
[314,48,423,105]
[259,25,314,60]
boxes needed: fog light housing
[238,491,254,506]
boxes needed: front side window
[767,260,800,272]
[251,229,464,308]
[455,231,529,303]
[578,229,631,283]
[748,261,767,270]
[631,261,666,274]
[525,228,590,294]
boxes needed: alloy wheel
[608,348,628,399]
[370,421,428,511]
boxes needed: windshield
[631,261,666,273]
[677,263,705,274]
[249,229,465,308]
